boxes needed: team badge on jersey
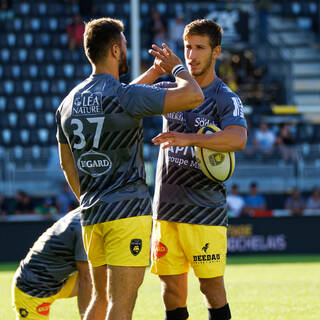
[19,308,28,318]
[202,243,209,253]
[36,302,51,316]
[153,241,168,258]
[130,239,142,256]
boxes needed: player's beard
[118,50,129,76]
[189,52,213,77]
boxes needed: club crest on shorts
[130,239,142,256]
[19,308,28,318]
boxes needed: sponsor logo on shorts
[202,243,209,253]
[19,308,28,318]
[130,239,142,256]
[153,241,168,258]
[193,254,220,263]
[36,302,51,316]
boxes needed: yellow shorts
[12,272,77,320]
[151,220,227,278]
[82,215,152,268]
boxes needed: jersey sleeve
[74,226,87,262]
[217,92,247,130]
[55,107,68,144]
[117,83,167,118]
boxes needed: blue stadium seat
[0,129,13,146]
[34,96,44,110]
[23,80,32,94]
[40,80,50,94]
[25,113,37,128]
[0,48,10,62]
[18,49,28,62]
[20,129,31,145]
[45,112,55,127]
[7,33,16,46]
[11,65,21,78]
[4,81,15,95]
[18,2,31,15]
[15,96,26,111]
[46,65,56,78]
[63,64,74,78]
[8,112,18,127]
[37,128,49,145]
[0,97,6,111]
[24,33,34,47]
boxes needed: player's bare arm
[58,142,80,200]
[152,125,247,152]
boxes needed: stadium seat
[24,33,33,47]
[7,33,16,46]
[33,96,44,110]
[18,49,28,62]
[4,81,14,94]
[0,48,10,62]
[0,97,6,111]
[11,65,21,78]
[1,129,12,146]
[63,64,75,78]
[15,97,26,111]
[23,80,32,94]
[37,128,49,145]
[20,129,31,145]
[8,112,18,127]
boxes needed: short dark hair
[183,19,223,49]
[84,17,124,65]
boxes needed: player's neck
[91,62,120,80]
[194,70,217,89]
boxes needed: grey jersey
[56,74,166,226]
[153,77,247,226]
[14,209,87,298]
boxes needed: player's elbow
[189,90,204,108]
[235,136,247,151]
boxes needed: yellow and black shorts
[82,215,152,268]
[151,220,227,278]
[12,272,77,320]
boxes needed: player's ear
[212,45,221,59]
[111,43,120,59]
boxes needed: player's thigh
[107,265,145,305]
[91,265,108,298]
[102,215,152,267]
[179,224,227,278]
[151,220,190,275]
[12,285,55,320]
[82,224,107,268]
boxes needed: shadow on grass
[227,254,320,265]
[0,263,19,272]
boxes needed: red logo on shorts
[153,241,168,258]
[36,302,51,316]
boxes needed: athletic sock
[165,307,189,320]
[208,303,231,320]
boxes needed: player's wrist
[171,64,186,77]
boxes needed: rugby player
[136,19,247,320]
[55,18,203,320]
[12,208,91,319]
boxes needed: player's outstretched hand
[152,131,192,149]
[149,43,183,74]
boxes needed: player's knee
[199,277,224,297]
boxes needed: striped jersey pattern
[153,77,247,226]
[56,74,166,226]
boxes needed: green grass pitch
[2,255,320,319]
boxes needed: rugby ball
[194,125,235,182]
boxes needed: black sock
[166,307,189,320]
[208,304,231,320]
